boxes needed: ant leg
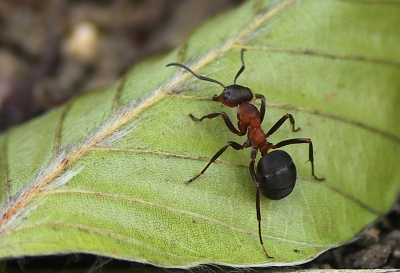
[249,148,273,259]
[189,112,246,136]
[187,141,244,184]
[265,114,300,138]
[255,94,266,124]
[272,138,325,181]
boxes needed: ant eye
[223,92,230,100]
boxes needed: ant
[166,49,324,259]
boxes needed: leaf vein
[2,222,190,260]
[244,45,400,68]
[113,76,129,112]
[267,102,400,143]
[39,189,330,248]
[95,146,389,215]
[174,95,400,143]
[53,99,75,156]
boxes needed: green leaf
[1,0,400,268]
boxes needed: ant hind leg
[271,138,325,181]
[249,151,274,259]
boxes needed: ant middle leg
[265,113,301,138]
[271,138,325,181]
[189,112,246,136]
[187,141,244,184]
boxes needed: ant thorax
[237,102,262,128]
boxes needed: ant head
[212,84,253,107]
[167,49,252,108]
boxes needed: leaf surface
[1,0,400,268]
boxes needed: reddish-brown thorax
[237,102,271,155]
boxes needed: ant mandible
[167,49,325,259]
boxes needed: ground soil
[1,1,399,271]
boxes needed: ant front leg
[189,112,246,136]
[265,113,301,138]
[271,138,325,181]
[249,148,273,259]
[187,141,244,184]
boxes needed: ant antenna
[166,63,227,89]
[233,49,246,84]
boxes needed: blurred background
[0,0,243,131]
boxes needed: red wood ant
[167,49,324,259]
